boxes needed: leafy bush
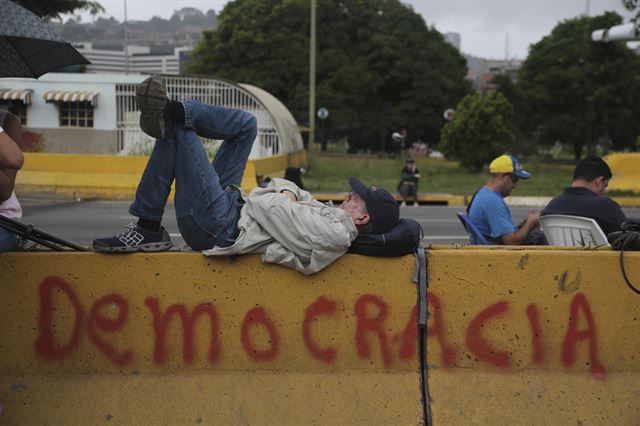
[440,92,515,171]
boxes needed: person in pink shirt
[0,110,24,251]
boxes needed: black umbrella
[0,0,90,78]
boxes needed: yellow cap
[489,154,531,179]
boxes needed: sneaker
[92,223,173,253]
[136,75,168,138]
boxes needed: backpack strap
[413,243,432,425]
[466,189,479,215]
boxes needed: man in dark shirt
[542,156,626,235]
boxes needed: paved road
[17,198,640,249]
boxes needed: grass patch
[304,154,576,196]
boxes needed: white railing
[115,76,282,157]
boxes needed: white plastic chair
[539,214,610,248]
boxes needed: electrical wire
[619,235,640,295]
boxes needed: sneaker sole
[93,241,173,253]
[136,76,167,111]
[136,76,168,138]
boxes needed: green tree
[188,0,470,152]
[493,73,533,155]
[15,0,104,18]
[440,92,515,171]
[518,12,640,160]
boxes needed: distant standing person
[398,158,420,206]
[0,110,25,251]
[542,156,626,235]
[468,154,542,245]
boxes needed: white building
[73,42,192,75]
[444,32,461,51]
[0,73,303,157]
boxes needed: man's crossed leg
[93,75,257,253]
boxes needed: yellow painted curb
[16,152,308,201]
[313,192,467,206]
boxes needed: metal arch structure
[238,83,304,155]
[116,75,304,157]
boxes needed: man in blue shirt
[468,154,541,245]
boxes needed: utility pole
[123,0,130,74]
[308,0,317,147]
[505,33,510,64]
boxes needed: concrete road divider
[605,152,640,193]
[16,152,307,200]
[314,192,467,206]
[14,152,639,206]
[0,248,638,424]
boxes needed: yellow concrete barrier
[605,152,640,192]
[0,249,638,424]
[16,151,307,200]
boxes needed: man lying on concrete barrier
[542,156,627,235]
[93,75,400,274]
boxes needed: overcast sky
[76,0,635,59]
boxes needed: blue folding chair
[456,212,491,245]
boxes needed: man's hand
[280,189,298,202]
[503,211,540,245]
[525,211,541,227]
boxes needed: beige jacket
[203,178,358,275]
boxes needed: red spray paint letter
[88,294,133,366]
[354,294,392,368]
[561,293,606,380]
[302,296,338,364]
[526,303,544,364]
[35,276,84,360]
[145,298,221,365]
[465,301,510,368]
[241,306,280,362]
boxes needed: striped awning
[0,89,33,104]
[43,90,99,106]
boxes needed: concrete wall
[27,128,119,154]
[0,248,638,424]
[0,74,144,130]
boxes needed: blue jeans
[129,101,257,250]
[0,227,17,252]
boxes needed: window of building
[59,101,94,128]
[0,101,28,126]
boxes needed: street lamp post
[308,0,316,147]
[123,0,130,74]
